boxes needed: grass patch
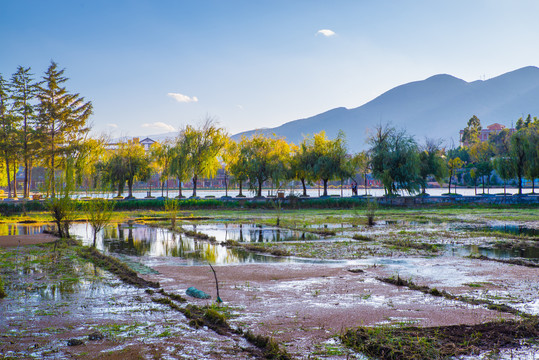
[244,330,291,360]
[378,276,523,316]
[341,318,539,360]
[352,234,374,241]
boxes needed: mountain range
[231,66,539,152]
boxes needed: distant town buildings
[459,123,516,147]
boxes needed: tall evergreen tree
[0,74,15,197]
[36,62,92,197]
[10,66,39,198]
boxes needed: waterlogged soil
[0,239,260,359]
[143,261,518,358]
[2,208,539,359]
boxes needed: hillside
[232,66,539,151]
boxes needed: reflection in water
[453,224,538,237]
[69,223,290,265]
[445,244,539,263]
[0,223,52,236]
[181,223,319,243]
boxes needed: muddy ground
[1,208,539,359]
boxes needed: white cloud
[141,122,176,132]
[167,92,198,103]
[236,105,244,110]
[316,29,336,37]
[107,123,119,128]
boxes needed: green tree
[102,141,151,198]
[509,130,528,195]
[311,131,348,197]
[523,125,539,193]
[149,140,173,197]
[493,157,513,195]
[181,119,227,197]
[0,74,16,197]
[469,141,493,194]
[72,137,106,195]
[36,61,92,197]
[47,196,74,238]
[369,125,421,195]
[418,138,447,194]
[348,151,370,196]
[169,135,190,198]
[461,115,482,146]
[240,134,291,197]
[447,157,464,194]
[84,199,115,247]
[10,66,39,198]
[226,139,249,197]
[289,140,315,197]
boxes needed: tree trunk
[24,162,28,198]
[224,171,228,197]
[51,136,56,198]
[13,164,17,198]
[448,173,452,194]
[192,174,198,197]
[301,178,307,196]
[532,178,536,194]
[178,178,183,198]
[161,176,165,197]
[238,181,243,197]
[257,180,262,197]
[4,154,11,198]
[323,179,328,197]
[27,162,33,197]
[364,172,368,196]
[128,179,133,198]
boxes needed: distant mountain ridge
[232,66,539,151]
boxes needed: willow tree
[103,141,150,198]
[225,138,249,197]
[509,130,528,195]
[447,157,464,194]
[290,139,315,197]
[350,151,371,196]
[36,61,92,197]
[369,125,421,196]
[181,119,227,197]
[240,134,291,197]
[150,140,175,197]
[418,139,447,194]
[169,136,190,198]
[309,131,349,197]
[11,66,39,198]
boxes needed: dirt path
[0,234,57,247]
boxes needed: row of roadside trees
[90,116,539,198]
[1,63,538,199]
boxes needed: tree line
[1,63,538,199]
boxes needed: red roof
[486,123,505,131]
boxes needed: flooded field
[0,207,538,359]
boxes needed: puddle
[452,223,539,238]
[181,223,320,242]
[0,223,52,236]
[444,244,539,263]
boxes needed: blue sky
[2,0,539,137]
